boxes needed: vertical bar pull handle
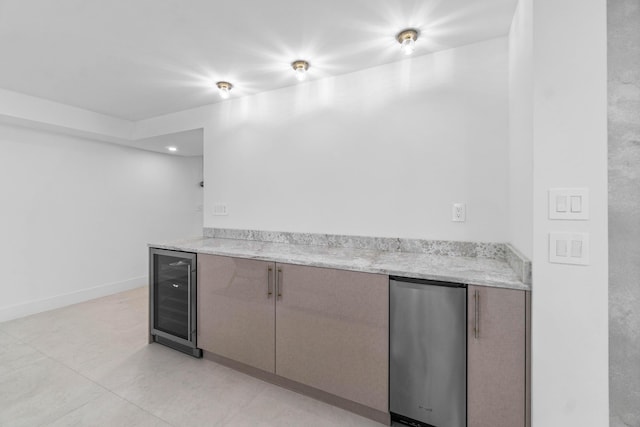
[187,262,192,340]
[277,267,283,298]
[267,266,273,297]
[474,289,480,339]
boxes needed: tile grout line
[0,324,33,344]
[41,347,179,427]
[44,397,97,426]
[0,346,108,426]
[0,316,177,426]
[215,379,268,427]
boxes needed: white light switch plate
[212,204,228,216]
[549,188,589,220]
[549,232,589,265]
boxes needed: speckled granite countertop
[149,236,530,291]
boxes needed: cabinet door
[197,254,276,373]
[275,263,389,412]
[468,285,526,427]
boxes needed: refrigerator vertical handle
[267,266,273,297]
[474,289,480,339]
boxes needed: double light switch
[549,188,589,220]
[549,232,589,265]
[548,188,590,265]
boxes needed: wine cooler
[149,248,202,357]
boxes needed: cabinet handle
[267,266,273,297]
[474,289,480,339]
[276,267,283,298]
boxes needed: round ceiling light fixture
[397,29,419,55]
[291,60,309,81]
[216,81,233,99]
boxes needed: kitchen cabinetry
[196,252,529,423]
[197,255,388,413]
[197,255,275,372]
[467,285,527,427]
[275,263,388,412]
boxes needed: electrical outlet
[452,203,466,222]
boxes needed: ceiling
[132,129,204,157]
[0,0,517,122]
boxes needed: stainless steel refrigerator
[390,277,467,427]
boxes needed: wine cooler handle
[187,263,192,340]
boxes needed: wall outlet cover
[452,203,466,222]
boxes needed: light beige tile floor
[0,287,382,426]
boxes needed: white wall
[203,38,509,242]
[508,0,533,259]
[0,124,203,321]
[527,0,609,425]
[0,87,133,142]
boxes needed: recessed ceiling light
[397,29,419,55]
[291,60,309,81]
[216,81,233,99]
[167,146,178,152]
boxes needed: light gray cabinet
[197,254,276,373]
[197,255,529,422]
[274,263,389,412]
[467,285,528,427]
[197,256,389,412]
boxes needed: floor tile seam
[41,352,179,427]
[216,386,265,427]
[46,389,178,427]
[43,396,96,426]
[0,334,42,356]
[100,388,179,427]
[0,352,52,383]
[215,371,298,427]
[217,371,380,427]
[0,325,32,345]
[0,354,102,427]
[0,338,58,380]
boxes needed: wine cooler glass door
[153,253,192,340]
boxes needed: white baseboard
[0,276,147,323]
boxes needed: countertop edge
[148,239,531,292]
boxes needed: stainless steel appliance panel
[390,278,467,427]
